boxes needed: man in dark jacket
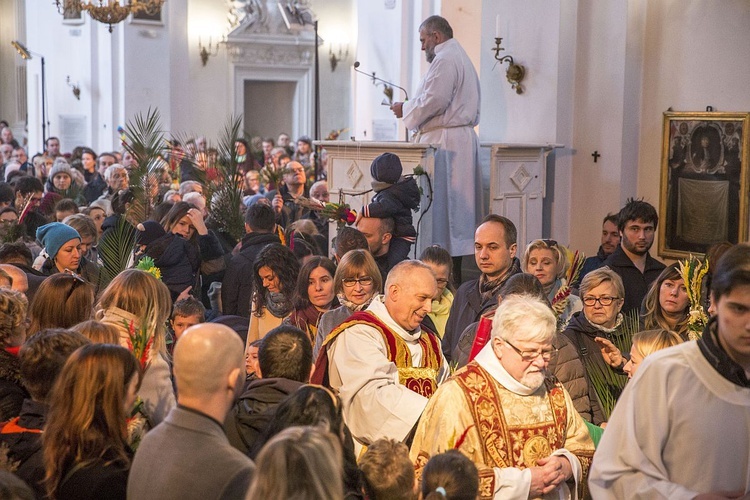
[0,329,90,499]
[603,199,665,315]
[224,325,311,458]
[221,203,280,317]
[577,213,620,285]
[442,214,521,362]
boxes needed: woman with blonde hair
[623,329,683,379]
[642,264,690,340]
[420,245,455,338]
[43,344,140,500]
[0,288,29,421]
[523,239,582,328]
[72,320,120,345]
[313,249,382,358]
[246,426,344,500]
[28,273,95,334]
[95,269,175,425]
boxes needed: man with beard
[390,15,482,277]
[577,213,620,284]
[603,199,665,315]
[411,294,595,500]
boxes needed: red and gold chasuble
[322,311,442,397]
[453,361,568,470]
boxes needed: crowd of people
[1,12,749,498]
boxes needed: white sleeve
[328,325,428,445]
[402,57,457,131]
[492,467,531,499]
[588,363,699,500]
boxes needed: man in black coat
[603,198,665,316]
[223,325,312,458]
[221,203,280,317]
[442,214,521,362]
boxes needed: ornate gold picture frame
[659,111,750,259]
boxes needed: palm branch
[207,116,245,242]
[97,216,136,290]
[121,108,169,222]
[582,309,638,419]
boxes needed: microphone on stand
[353,61,409,101]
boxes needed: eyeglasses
[582,296,620,307]
[342,276,374,288]
[285,166,306,174]
[503,339,557,362]
[541,239,558,247]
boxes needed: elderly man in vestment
[390,15,482,261]
[312,260,448,453]
[410,294,595,500]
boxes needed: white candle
[495,15,500,38]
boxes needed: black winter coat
[0,349,27,422]
[221,232,280,317]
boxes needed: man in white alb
[391,15,482,260]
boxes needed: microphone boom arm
[354,62,408,102]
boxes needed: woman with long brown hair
[43,344,141,500]
[95,269,175,425]
[642,263,690,340]
[27,273,95,335]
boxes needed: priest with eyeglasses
[410,294,595,500]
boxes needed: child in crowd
[420,450,479,500]
[360,438,417,500]
[168,297,206,356]
[362,152,420,261]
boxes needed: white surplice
[589,341,750,499]
[327,296,448,450]
[402,38,482,257]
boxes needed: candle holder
[492,37,525,94]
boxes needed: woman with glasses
[562,267,626,401]
[522,239,582,329]
[641,263,691,341]
[247,243,301,344]
[420,245,454,339]
[286,257,338,345]
[313,249,383,358]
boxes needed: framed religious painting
[61,0,85,25]
[130,4,164,26]
[658,111,750,259]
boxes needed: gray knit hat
[48,159,73,182]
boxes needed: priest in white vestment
[313,261,449,453]
[410,294,595,500]
[589,243,750,499]
[391,15,482,257]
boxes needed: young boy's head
[360,438,416,500]
[370,152,403,188]
[170,297,206,341]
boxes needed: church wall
[636,0,750,253]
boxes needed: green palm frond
[121,108,169,222]
[98,216,136,289]
[583,310,638,419]
[207,116,245,242]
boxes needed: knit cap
[136,220,166,246]
[48,159,73,181]
[36,222,80,260]
[370,152,403,185]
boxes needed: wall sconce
[66,76,80,100]
[492,37,525,94]
[329,42,349,72]
[198,36,223,66]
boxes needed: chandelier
[55,0,166,32]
